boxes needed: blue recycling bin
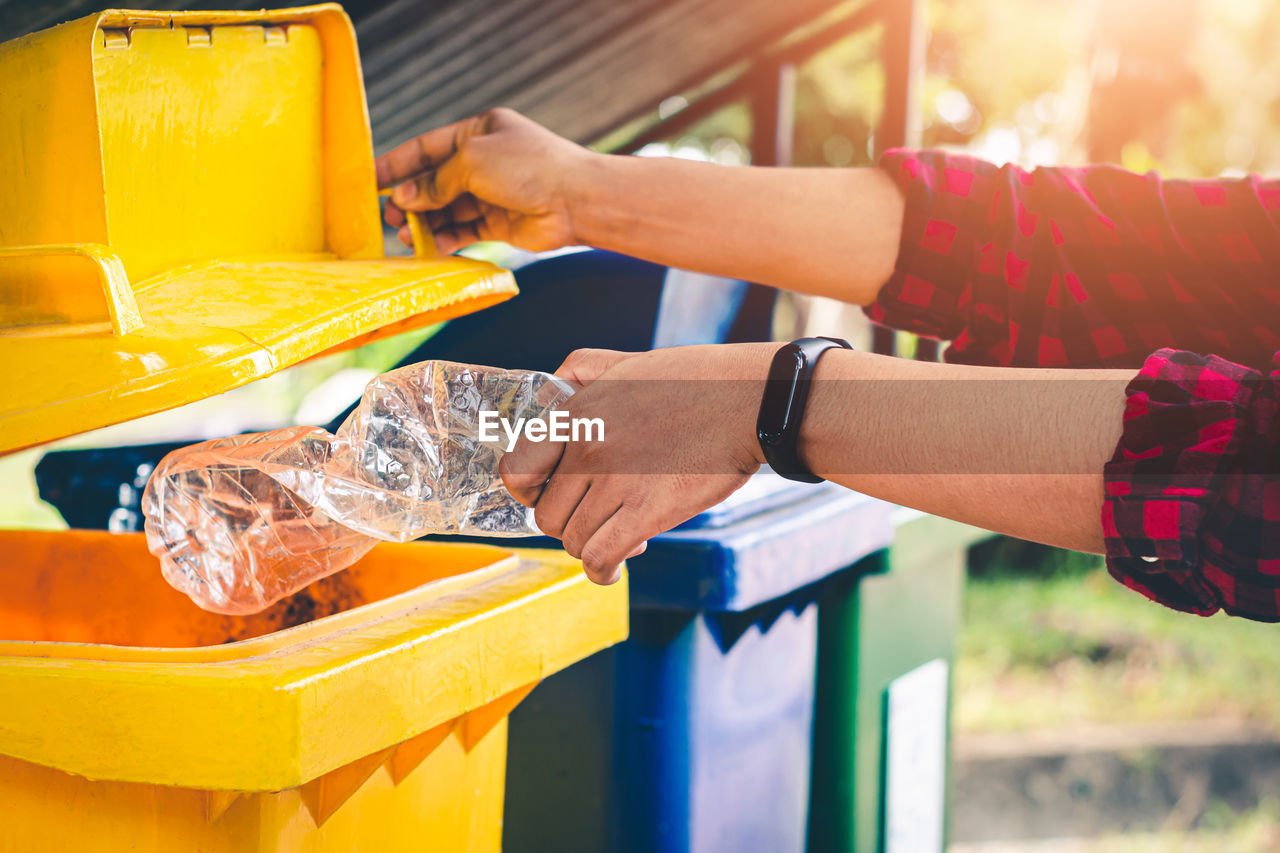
[503,474,893,853]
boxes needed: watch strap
[755,336,851,483]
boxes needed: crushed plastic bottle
[143,361,574,615]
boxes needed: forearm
[794,350,1132,553]
[569,154,904,306]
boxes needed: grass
[954,547,1280,850]
[956,541,1280,735]
[952,799,1280,851]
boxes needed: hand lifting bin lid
[0,5,517,454]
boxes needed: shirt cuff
[863,149,994,342]
[1101,347,1263,616]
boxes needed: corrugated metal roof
[1,0,850,150]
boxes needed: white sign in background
[884,657,950,853]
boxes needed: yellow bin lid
[0,6,517,454]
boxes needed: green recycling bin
[809,510,993,853]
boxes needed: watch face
[756,346,805,446]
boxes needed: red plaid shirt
[870,149,1280,621]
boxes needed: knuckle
[452,121,472,153]
[581,549,621,585]
[620,489,650,513]
[497,457,524,487]
[580,348,613,365]
[504,484,535,507]
[560,519,585,557]
[534,504,565,539]
[559,348,591,370]
[557,348,620,383]
[482,107,514,127]
[579,547,601,569]
[423,172,442,202]
[496,454,514,480]
[576,441,607,468]
[580,544,610,574]
[453,142,476,168]
[581,528,622,574]
[499,472,538,507]
[415,131,435,161]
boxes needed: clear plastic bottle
[143,361,573,614]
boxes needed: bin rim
[0,534,628,791]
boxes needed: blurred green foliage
[958,559,1280,734]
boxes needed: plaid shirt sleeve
[1102,349,1280,621]
[868,149,1280,619]
[869,149,1280,370]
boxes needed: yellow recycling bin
[0,530,627,852]
[0,4,517,453]
[0,6,628,851]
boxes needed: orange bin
[0,530,626,851]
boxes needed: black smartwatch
[755,336,852,483]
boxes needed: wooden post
[750,61,797,167]
[875,0,929,358]
[741,61,797,343]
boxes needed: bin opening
[0,529,514,648]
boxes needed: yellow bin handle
[0,243,143,335]
[405,209,438,259]
[378,189,439,259]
